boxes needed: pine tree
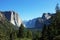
[18,24,25,38]
[26,30,32,38]
[55,3,60,12]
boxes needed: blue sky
[0,0,60,20]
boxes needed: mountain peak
[24,13,54,28]
[0,11,22,27]
[42,13,51,20]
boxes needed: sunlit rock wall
[0,11,22,27]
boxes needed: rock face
[0,12,5,21]
[24,13,55,29]
[35,13,52,29]
[23,18,37,28]
[0,11,22,27]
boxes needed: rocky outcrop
[0,11,22,27]
[24,13,55,29]
[0,12,5,22]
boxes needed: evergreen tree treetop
[55,3,60,12]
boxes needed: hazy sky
[0,0,60,20]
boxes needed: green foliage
[32,30,41,40]
[18,24,33,39]
[26,30,32,38]
[53,35,60,40]
[40,4,60,40]
[1,4,60,40]
[18,24,25,38]
[0,19,18,40]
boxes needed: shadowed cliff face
[0,11,22,27]
[0,12,17,40]
[24,13,52,28]
[0,12,5,22]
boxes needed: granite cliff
[24,13,55,29]
[0,11,22,27]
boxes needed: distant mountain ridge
[23,13,55,29]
